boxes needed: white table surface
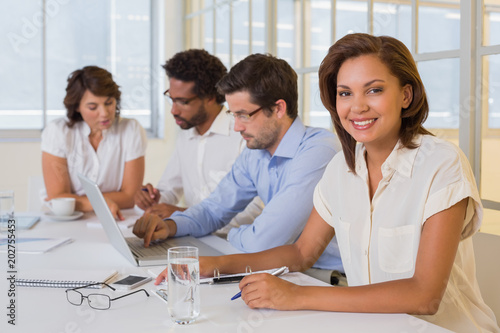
[0,209,451,333]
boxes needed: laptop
[78,174,223,266]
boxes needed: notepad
[0,237,73,254]
[207,267,286,284]
[148,267,283,285]
[0,215,40,230]
[16,269,118,289]
[86,219,135,230]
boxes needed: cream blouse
[41,117,147,196]
[313,134,499,333]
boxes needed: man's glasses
[65,283,149,310]
[164,89,199,107]
[226,106,264,122]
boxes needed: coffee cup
[48,198,76,216]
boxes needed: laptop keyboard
[127,238,170,257]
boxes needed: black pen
[213,275,246,284]
[230,266,288,301]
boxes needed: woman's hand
[154,267,168,285]
[105,198,124,221]
[238,273,301,310]
[154,256,220,285]
[199,256,220,278]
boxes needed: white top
[314,134,499,333]
[157,107,263,233]
[41,117,147,196]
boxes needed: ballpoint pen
[230,266,289,301]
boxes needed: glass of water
[167,246,200,325]
[0,190,14,223]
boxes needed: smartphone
[111,275,152,290]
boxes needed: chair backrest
[27,175,46,212]
[472,232,500,326]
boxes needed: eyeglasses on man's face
[65,283,149,310]
[226,106,264,122]
[164,89,199,107]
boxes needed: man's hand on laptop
[132,213,177,247]
[145,203,186,219]
[134,183,160,210]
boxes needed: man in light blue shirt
[133,54,343,276]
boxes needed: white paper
[0,237,73,254]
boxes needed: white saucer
[44,211,84,221]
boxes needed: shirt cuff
[227,228,235,242]
[226,228,245,252]
[169,211,189,237]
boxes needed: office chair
[473,232,500,326]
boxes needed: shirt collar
[81,120,91,136]
[354,134,423,179]
[186,105,230,139]
[272,117,305,159]
[80,118,117,137]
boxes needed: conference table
[0,209,452,333]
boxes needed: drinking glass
[167,246,200,324]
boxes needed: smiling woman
[40,66,147,219]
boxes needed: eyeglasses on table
[65,282,149,310]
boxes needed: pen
[230,266,288,301]
[213,275,246,284]
[141,187,158,201]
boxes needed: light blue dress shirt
[171,117,343,271]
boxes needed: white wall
[0,0,184,212]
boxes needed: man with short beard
[134,49,263,236]
[134,54,344,283]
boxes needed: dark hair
[64,66,121,127]
[216,53,298,119]
[162,49,227,104]
[318,33,432,172]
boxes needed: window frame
[0,0,164,142]
[183,0,500,216]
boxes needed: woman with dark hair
[41,66,146,219]
[155,34,498,332]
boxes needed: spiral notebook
[16,269,118,289]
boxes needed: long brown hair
[318,33,431,172]
[64,66,121,127]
